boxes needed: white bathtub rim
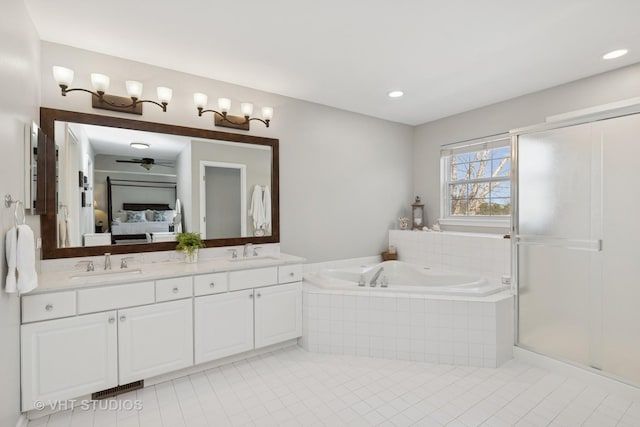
[302,282,513,303]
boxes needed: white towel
[5,227,17,293]
[263,185,272,234]
[16,224,38,294]
[248,185,265,233]
[59,220,67,247]
[175,198,183,233]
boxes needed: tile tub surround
[389,230,511,284]
[300,285,514,368]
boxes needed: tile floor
[28,345,640,427]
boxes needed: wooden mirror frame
[40,107,279,259]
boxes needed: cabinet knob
[172,287,179,294]
[257,293,261,298]
[45,304,53,311]
[108,317,115,324]
[209,282,215,288]
[120,315,127,322]
[249,293,253,299]
[290,272,295,277]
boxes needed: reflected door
[199,161,246,239]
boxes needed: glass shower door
[516,121,604,370]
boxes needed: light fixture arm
[247,117,271,128]
[58,84,168,112]
[196,107,270,128]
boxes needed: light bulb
[217,98,231,113]
[261,106,274,121]
[240,102,254,117]
[157,87,172,104]
[193,93,208,109]
[52,66,74,87]
[126,81,143,99]
[90,73,110,93]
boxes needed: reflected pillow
[127,211,146,222]
[145,209,155,222]
[153,210,175,222]
[114,211,128,222]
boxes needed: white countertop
[34,253,305,294]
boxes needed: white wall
[0,0,41,425]
[40,42,414,262]
[414,63,640,230]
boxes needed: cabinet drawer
[78,282,154,314]
[22,291,77,323]
[229,267,278,291]
[278,264,303,284]
[156,276,193,302]
[194,272,228,296]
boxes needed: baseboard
[514,346,640,402]
[15,414,28,427]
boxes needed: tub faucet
[370,267,384,286]
[104,253,111,270]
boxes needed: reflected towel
[248,185,265,232]
[59,220,67,247]
[175,198,183,233]
[16,224,38,294]
[263,185,271,234]
[5,227,17,293]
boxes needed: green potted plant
[176,232,205,263]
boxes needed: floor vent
[91,380,144,400]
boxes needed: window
[441,135,511,224]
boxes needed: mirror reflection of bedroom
[53,121,272,248]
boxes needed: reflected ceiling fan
[115,157,174,171]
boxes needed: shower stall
[513,109,640,387]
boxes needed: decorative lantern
[412,196,424,229]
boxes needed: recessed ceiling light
[388,90,404,98]
[602,49,628,60]
[130,142,150,150]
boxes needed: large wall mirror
[40,108,279,259]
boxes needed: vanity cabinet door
[194,289,254,364]
[118,299,193,384]
[21,311,118,411]
[254,282,302,349]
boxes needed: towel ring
[4,194,26,226]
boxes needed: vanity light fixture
[602,49,628,60]
[52,66,173,115]
[129,142,150,150]
[193,93,273,130]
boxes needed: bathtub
[304,260,505,297]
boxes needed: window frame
[439,134,511,228]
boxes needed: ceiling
[25,0,640,126]
[70,123,188,159]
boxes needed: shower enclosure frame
[510,100,640,387]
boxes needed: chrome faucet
[120,257,134,269]
[76,260,94,272]
[227,249,238,259]
[369,267,384,286]
[104,253,112,270]
[243,243,253,258]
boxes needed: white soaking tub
[304,260,505,297]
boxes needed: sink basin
[228,255,281,263]
[70,268,143,283]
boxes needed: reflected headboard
[122,203,172,211]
